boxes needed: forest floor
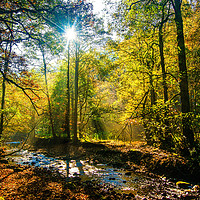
[0,139,200,199]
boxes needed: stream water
[6,148,200,199]
[7,149,143,192]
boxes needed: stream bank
[1,139,200,199]
[33,139,200,183]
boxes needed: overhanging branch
[0,70,41,116]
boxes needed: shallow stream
[6,148,200,199]
[8,149,143,191]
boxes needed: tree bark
[159,21,168,103]
[158,14,176,150]
[41,45,56,138]
[73,41,79,143]
[0,44,11,139]
[171,0,194,148]
[149,73,156,106]
[64,44,71,140]
[0,77,6,138]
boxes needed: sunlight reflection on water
[6,149,200,199]
[8,150,143,191]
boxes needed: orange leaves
[126,118,139,125]
[20,70,30,77]
[19,71,40,89]
[21,79,34,87]
[24,25,33,30]
[30,0,37,4]
[89,21,94,27]
[5,3,10,9]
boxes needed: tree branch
[2,119,42,157]
[116,90,150,139]
[0,70,41,115]
[127,1,143,10]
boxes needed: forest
[0,0,200,199]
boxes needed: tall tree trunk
[171,0,194,149]
[73,41,79,143]
[65,44,70,139]
[0,76,6,138]
[79,106,83,139]
[149,73,156,106]
[159,22,168,103]
[40,45,56,138]
[0,44,11,139]
[158,12,175,150]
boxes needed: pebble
[0,159,8,164]
[125,172,132,176]
[193,185,200,191]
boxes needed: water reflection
[6,149,200,199]
[8,150,142,191]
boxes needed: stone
[125,171,132,176]
[193,185,200,191]
[0,159,8,164]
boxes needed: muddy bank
[1,162,139,200]
[1,139,200,199]
[1,161,199,200]
[33,139,200,183]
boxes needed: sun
[64,27,77,41]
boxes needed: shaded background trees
[0,0,95,141]
[0,0,199,159]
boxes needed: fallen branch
[116,90,149,139]
[2,119,41,157]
